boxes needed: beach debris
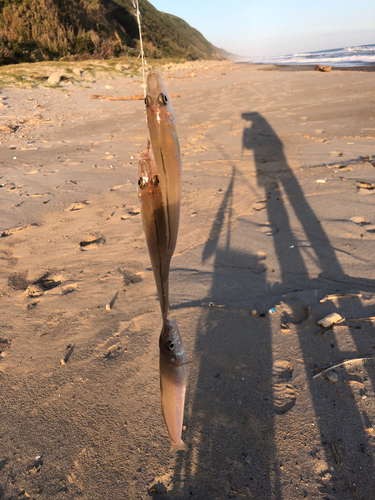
[251,309,257,316]
[208,302,225,308]
[0,338,11,358]
[79,236,106,249]
[106,291,119,312]
[317,313,343,328]
[348,316,375,322]
[315,320,347,336]
[121,209,140,219]
[330,442,342,465]
[159,319,187,454]
[356,181,375,189]
[244,455,253,463]
[325,370,338,383]
[269,307,276,314]
[60,344,75,365]
[320,293,362,303]
[68,201,90,211]
[312,357,374,379]
[349,216,370,225]
[316,179,326,183]
[110,184,124,191]
[47,73,61,84]
[281,322,291,333]
[89,93,180,101]
[315,64,331,72]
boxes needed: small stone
[317,313,342,328]
[244,455,252,463]
[325,370,338,383]
[73,68,83,76]
[251,309,257,316]
[47,73,61,84]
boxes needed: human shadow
[167,164,283,499]
[166,112,375,499]
[239,111,375,497]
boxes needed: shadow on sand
[151,112,375,499]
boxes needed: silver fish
[145,70,182,266]
[159,318,187,453]
[138,145,169,320]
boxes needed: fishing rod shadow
[167,145,281,498]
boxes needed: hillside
[0,0,225,65]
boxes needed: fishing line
[132,0,147,97]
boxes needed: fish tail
[169,440,187,455]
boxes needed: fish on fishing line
[159,318,187,454]
[138,141,169,321]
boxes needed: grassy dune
[0,0,225,65]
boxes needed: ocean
[247,43,375,67]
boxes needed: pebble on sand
[73,68,83,76]
[47,73,61,84]
[325,370,338,383]
[115,63,130,71]
[317,313,343,328]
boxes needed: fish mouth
[147,70,167,96]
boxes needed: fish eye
[151,175,159,186]
[167,341,174,351]
[145,95,152,107]
[138,177,148,189]
[158,93,168,105]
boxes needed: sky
[151,0,375,58]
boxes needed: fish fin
[169,440,187,455]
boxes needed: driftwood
[315,64,332,72]
[312,357,374,379]
[89,93,180,101]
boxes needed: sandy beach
[1,60,375,499]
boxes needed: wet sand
[1,60,375,499]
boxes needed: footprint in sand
[279,294,309,324]
[259,222,279,236]
[67,201,90,211]
[272,360,298,414]
[252,199,267,211]
[1,223,38,237]
[8,271,29,291]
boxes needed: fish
[138,144,169,321]
[145,70,182,265]
[159,318,187,454]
